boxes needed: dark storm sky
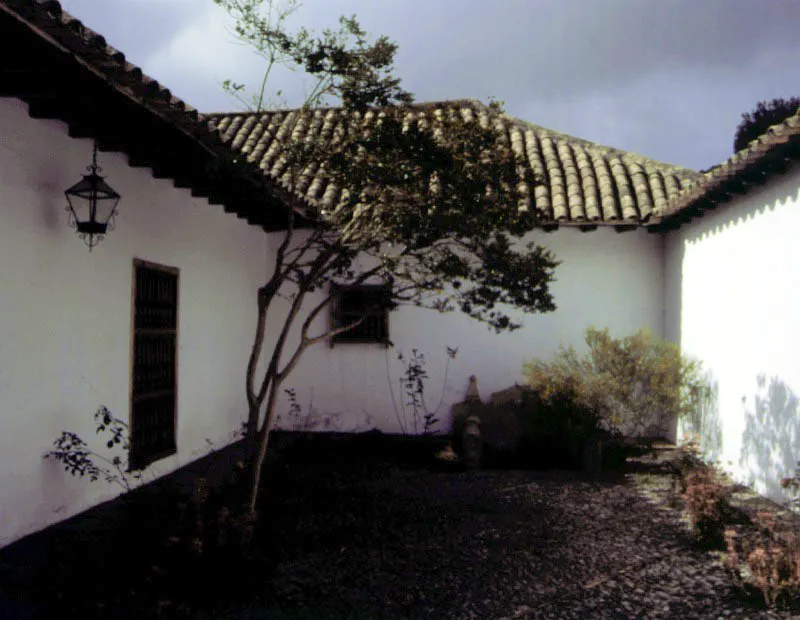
[58,0,800,169]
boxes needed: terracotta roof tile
[207,100,701,227]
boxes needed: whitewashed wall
[264,225,665,435]
[0,98,267,547]
[666,165,800,505]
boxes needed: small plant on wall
[389,346,458,435]
[40,406,260,617]
[44,405,144,492]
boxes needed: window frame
[129,258,179,470]
[329,282,392,347]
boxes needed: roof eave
[653,133,800,232]
[0,0,295,232]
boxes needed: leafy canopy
[733,97,800,153]
[212,0,561,509]
[214,0,559,333]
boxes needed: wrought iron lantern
[65,141,121,250]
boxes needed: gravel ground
[5,440,796,619]
[226,450,798,620]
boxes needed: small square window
[330,283,391,345]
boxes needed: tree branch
[276,261,387,380]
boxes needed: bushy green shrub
[523,327,706,438]
[513,378,609,469]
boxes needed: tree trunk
[248,379,281,513]
[244,287,271,462]
[244,402,261,460]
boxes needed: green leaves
[220,2,564,514]
[524,328,709,437]
[221,79,246,93]
[216,0,412,112]
[734,96,800,153]
[217,4,560,337]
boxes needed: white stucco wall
[265,225,665,435]
[0,97,267,547]
[666,165,800,505]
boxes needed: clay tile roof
[207,100,702,227]
[659,106,800,227]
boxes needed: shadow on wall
[740,374,800,499]
[683,373,722,462]
[273,387,377,433]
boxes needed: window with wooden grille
[330,283,391,346]
[130,260,178,470]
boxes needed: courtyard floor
[3,437,796,619]
[218,443,792,619]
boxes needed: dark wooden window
[330,283,391,345]
[130,260,178,470]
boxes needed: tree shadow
[683,373,722,462]
[740,374,800,500]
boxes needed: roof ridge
[0,0,302,229]
[737,104,800,157]
[1,0,203,118]
[201,98,487,118]
[205,100,698,176]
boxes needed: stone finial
[465,374,481,402]
[462,414,483,470]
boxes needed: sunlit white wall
[0,98,267,547]
[666,165,800,503]
[267,225,665,434]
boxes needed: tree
[733,97,800,153]
[213,0,560,512]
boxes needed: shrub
[44,406,145,491]
[725,519,800,609]
[524,327,706,438]
[674,437,706,489]
[779,461,800,514]
[682,464,729,546]
[527,378,600,441]
[41,407,259,617]
[513,375,622,470]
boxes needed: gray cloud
[57,0,800,170]
[345,0,800,99]
[60,0,204,67]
